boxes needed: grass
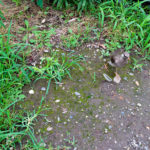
[0,19,83,149]
[94,0,150,57]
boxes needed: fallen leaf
[113,73,121,84]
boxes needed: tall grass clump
[94,0,150,59]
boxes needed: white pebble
[47,126,53,131]
[95,114,99,118]
[44,49,49,53]
[40,143,46,147]
[137,103,142,107]
[29,89,34,94]
[55,99,60,103]
[41,18,46,23]
[41,87,46,91]
[75,91,80,96]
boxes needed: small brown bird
[108,49,130,68]
[109,49,130,83]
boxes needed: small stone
[104,128,108,133]
[95,114,99,118]
[121,123,124,126]
[135,81,140,86]
[41,18,46,23]
[62,108,67,114]
[108,125,112,129]
[137,103,142,107]
[29,89,34,94]
[41,87,46,91]
[47,126,53,131]
[123,77,128,81]
[129,72,134,76]
[121,111,125,115]
[57,116,60,122]
[44,49,49,53]
[55,99,60,103]
[40,143,46,147]
[75,92,80,96]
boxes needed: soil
[1,1,150,150]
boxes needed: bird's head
[122,52,130,60]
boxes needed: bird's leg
[115,68,118,76]
[104,63,108,71]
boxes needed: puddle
[21,47,150,149]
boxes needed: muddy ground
[1,0,150,150]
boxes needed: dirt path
[23,47,150,150]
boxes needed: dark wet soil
[23,47,150,150]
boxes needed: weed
[31,28,56,48]
[19,20,37,44]
[12,0,21,6]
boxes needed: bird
[108,49,130,68]
[103,49,130,83]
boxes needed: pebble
[135,81,140,86]
[137,103,142,107]
[70,115,73,119]
[104,128,108,133]
[62,108,67,114]
[41,87,46,91]
[108,125,112,129]
[47,126,53,131]
[44,49,49,53]
[75,92,81,96]
[41,18,46,23]
[129,72,134,76]
[95,114,99,118]
[123,77,128,81]
[55,99,60,103]
[40,143,46,147]
[29,89,34,94]
[121,111,125,116]
[57,116,60,122]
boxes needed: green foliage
[52,0,101,12]
[31,28,56,48]
[33,51,84,82]
[0,19,83,148]
[19,20,37,44]
[12,0,21,6]
[0,1,5,28]
[93,0,150,66]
